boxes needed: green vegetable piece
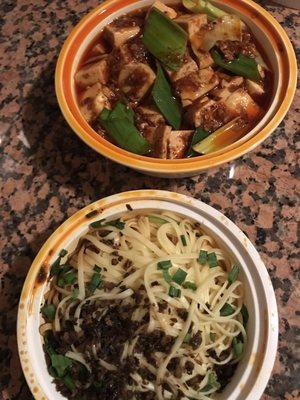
[59,249,68,257]
[44,336,56,357]
[42,304,56,321]
[90,218,106,228]
[63,272,77,285]
[211,49,261,81]
[198,249,207,265]
[183,333,191,343]
[207,252,218,268]
[182,281,197,291]
[172,268,187,285]
[157,260,172,270]
[50,354,72,378]
[168,285,181,298]
[187,127,210,157]
[106,219,125,230]
[152,64,181,129]
[142,7,188,71]
[50,257,61,276]
[233,337,243,358]
[93,265,102,273]
[220,302,235,316]
[180,235,187,246]
[241,304,249,327]
[163,269,172,283]
[94,381,104,391]
[99,102,150,155]
[210,332,216,342]
[63,373,75,391]
[183,0,227,20]
[228,264,239,284]
[88,273,102,293]
[149,215,168,225]
[200,372,221,392]
[71,288,79,299]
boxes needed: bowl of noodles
[18,190,278,400]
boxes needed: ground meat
[176,308,188,321]
[214,362,238,390]
[185,360,194,374]
[190,331,202,350]
[216,31,257,61]
[186,374,204,390]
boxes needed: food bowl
[18,190,278,400]
[55,0,296,178]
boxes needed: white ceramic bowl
[18,190,278,399]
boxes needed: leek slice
[182,0,227,20]
[142,7,188,71]
[187,127,210,157]
[99,101,151,155]
[152,64,181,129]
[192,117,249,154]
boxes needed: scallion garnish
[163,270,172,283]
[71,288,79,299]
[183,333,191,343]
[152,64,181,129]
[207,252,218,268]
[209,332,216,342]
[157,260,172,270]
[228,264,239,284]
[41,304,56,321]
[142,7,188,71]
[50,354,72,378]
[93,265,102,273]
[232,337,243,358]
[220,303,235,316]
[90,218,106,228]
[63,373,75,391]
[63,272,77,285]
[90,218,125,230]
[198,250,207,265]
[241,304,249,327]
[88,273,102,293]
[187,128,210,157]
[200,372,221,392]
[50,257,61,276]
[59,249,68,257]
[148,215,168,225]
[168,285,181,298]
[172,268,187,285]
[99,101,150,155]
[182,281,197,291]
[180,235,187,246]
[211,49,261,81]
[183,0,227,20]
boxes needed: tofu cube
[169,130,193,159]
[79,83,112,123]
[224,88,261,119]
[104,24,140,47]
[153,125,172,159]
[167,52,198,82]
[175,13,207,38]
[75,58,109,88]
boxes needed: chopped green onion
[93,265,102,273]
[59,249,68,257]
[50,354,72,378]
[182,281,197,291]
[183,333,191,343]
[163,270,172,283]
[99,101,150,155]
[183,0,227,21]
[63,272,77,285]
[200,372,221,392]
[233,337,243,358]
[220,303,235,316]
[198,250,207,265]
[90,218,106,228]
[50,258,61,276]
[44,336,56,357]
[207,252,218,268]
[41,304,56,321]
[152,64,181,129]
[88,273,102,293]
[106,219,125,230]
[142,7,188,71]
[149,215,168,225]
[172,268,187,285]
[94,381,104,391]
[71,288,79,299]
[228,264,239,284]
[209,332,216,342]
[187,128,210,157]
[85,210,98,218]
[211,49,261,81]
[157,260,172,270]
[168,285,181,298]
[180,235,187,246]
[63,373,75,391]
[241,304,249,327]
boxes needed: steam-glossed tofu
[167,52,198,82]
[153,125,172,159]
[152,1,177,19]
[224,88,261,120]
[211,76,244,101]
[175,14,207,38]
[79,83,112,123]
[136,106,165,127]
[104,24,140,47]
[246,79,265,97]
[175,67,219,106]
[169,130,193,159]
[75,58,109,88]
[118,62,156,102]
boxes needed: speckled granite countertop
[0,0,299,399]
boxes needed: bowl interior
[18,193,278,400]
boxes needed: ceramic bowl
[55,0,296,178]
[18,190,278,400]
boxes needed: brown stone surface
[0,1,299,399]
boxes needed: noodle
[40,211,247,399]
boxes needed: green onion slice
[88,273,102,293]
[233,337,243,358]
[143,7,188,71]
[172,268,187,285]
[163,269,172,283]
[50,258,61,276]
[241,304,249,327]
[180,235,187,246]
[50,354,72,378]
[71,288,79,299]
[99,101,150,155]
[168,285,181,298]
[106,219,125,230]
[228,264,239,284]
[198,249,207,265]
[182,281,197,291]
[183,0,227,21]
[220,302,235,316]
[211,49,261,81]
[207,252,218,268]
[183,333,191,343]
[152,64,181,129]
[209,332,216,342]
[157,260,172,270]
[149,215,168,225]
[42,304,56,321]
[63,373,75,391]
[93,265,102,273]
[200,372,221,392]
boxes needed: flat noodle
[40,211,247,399]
